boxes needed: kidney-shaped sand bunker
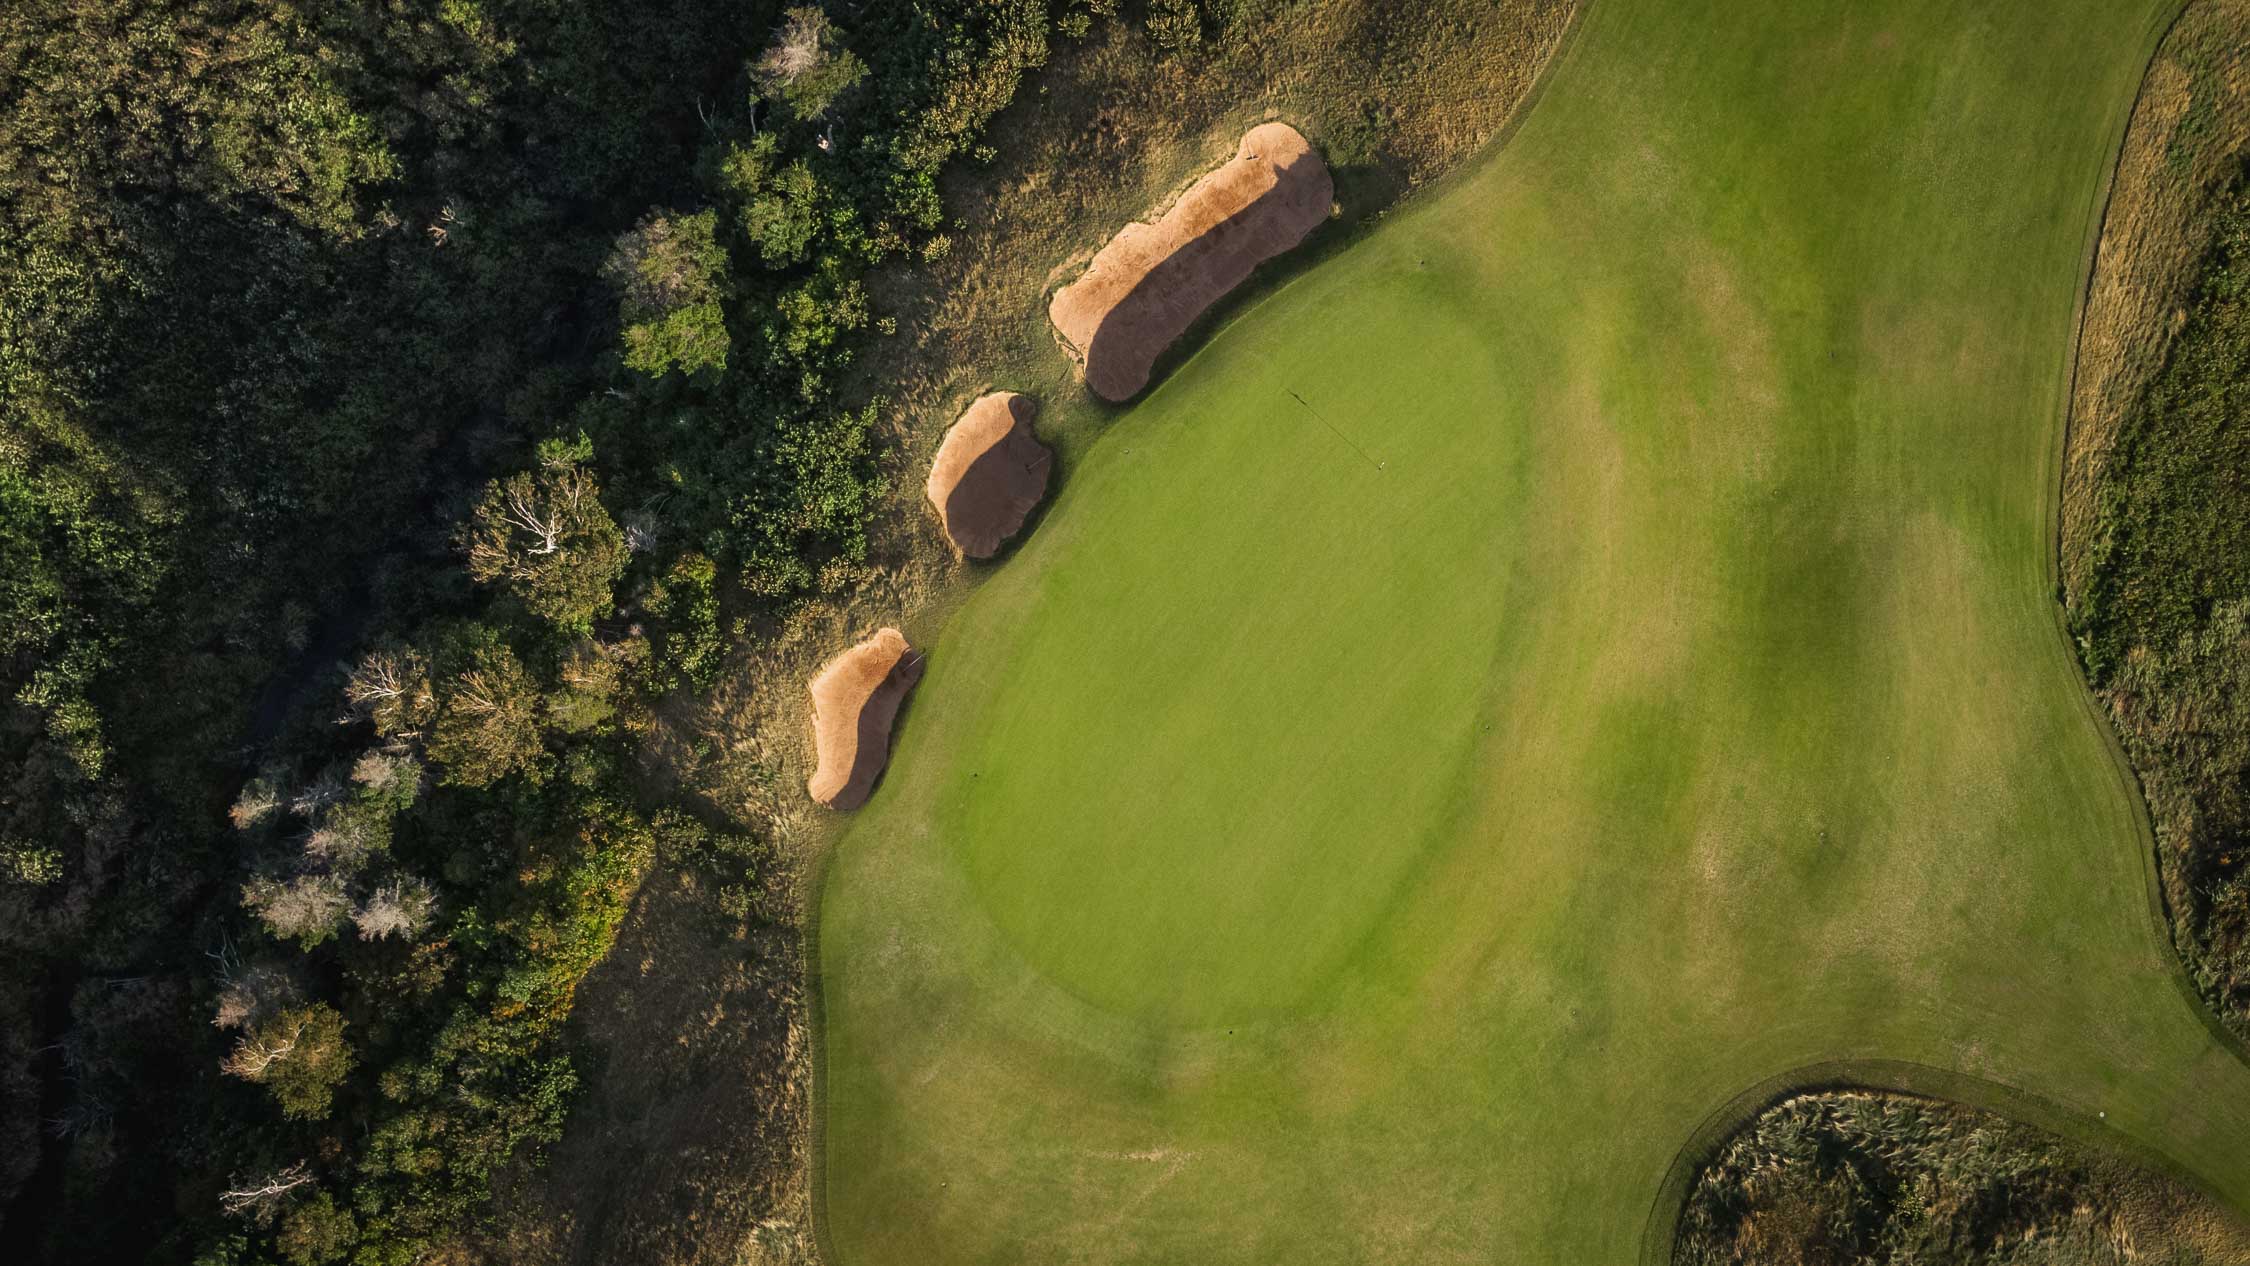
[1049,122,1333,402]
[806,628,924,810]
[925,392,1052,558]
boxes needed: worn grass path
[815,0,2250,1259]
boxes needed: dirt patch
[1048,122,1333,401]
[480,869,814,1266]
[805,628,923,810]
[925,392,1052,558]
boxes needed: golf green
[816,0,2250,1260]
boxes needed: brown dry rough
[1049,121,1333,401]
[2061,0,2250,606]
[924,392,1052,558]
[805,628,922,810]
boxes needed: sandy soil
[805,628,923,810]
[924,392,1052,558]
[1048,122,1333,401]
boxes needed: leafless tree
[229,778,280,831]
[757,8,828,86]
[349,749,410,792]
[345,652,410,708]
[622,510,659,554]
[503,476,567,556]
[352,879,435,941]
[288,769,344,820]
[242,873,349,945]
[221,1014,307,1081]
[210,959,298,1032]
[752,7,867,121]
[461,464,626,628]
[45,1093,113,1141]
[219,1160,313,1221]
[345,648,434,738]
[300,820,370,867]
[451,668,506,718]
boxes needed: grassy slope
[819,0,2250,1261]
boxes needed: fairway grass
[816,0,2250,1260]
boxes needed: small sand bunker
[925,392,1052,558]
[806,628,924,810]
[1049,122,1333,402]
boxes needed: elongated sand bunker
[1050,122,1333,401]
[925,392,1052,558]
[806,628,923,810]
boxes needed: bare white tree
[211,961,298,1032]
[229,780,281,831]
[758,8,828,85]
[242,874,350,944]
[288,769,344,820]
[503,478,566,556]
[345,652,409,710]
[220,1015,308,1081]
[300,820,371,868]
[345,648,433,737]
[350,749,413,792]
[450,669,507,718]
[752,7,866,121]
[219,1160,314,1221]
[352,879,436,941]
[622,510,659,554]
[459,461,627,629]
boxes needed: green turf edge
[1633,2,2250,1258]
[803,840,836,1266]
[795,6,1602,1260]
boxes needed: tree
[730,402,884,597]
[753,7,867,121]
[733,150,833,268]
[427,645,543,787]
[349,750,421,801]
[603,210,730,376]
[1147,0,1203,51]
[218,1160,315,1221]
[645,552,725,688]
[242,874,350,949]
[220,1004,352,1120]
[229,777,283,830]
[276,1191,357,1266]
[352,879,435,941]
[461,461,627,629]
[544,640,624,735]
[212,962,299,1033]
[344,648,435,738]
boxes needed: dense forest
[0,2,1248,1262]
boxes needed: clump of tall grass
[1676,1091,2225,1266]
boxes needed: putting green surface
[816,0,2250,1260]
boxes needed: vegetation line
[2042,0,2250,1066]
